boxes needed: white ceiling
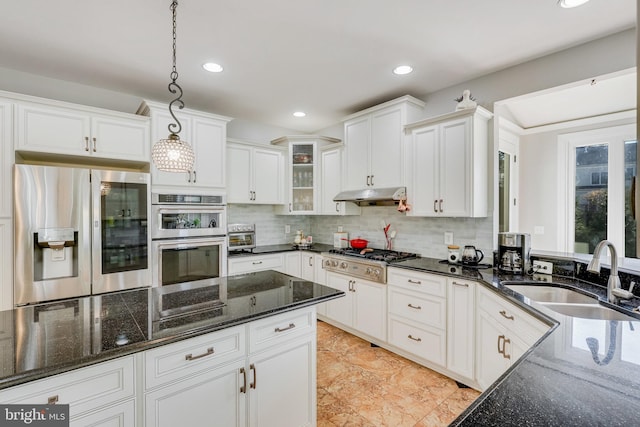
[0,0,635,132]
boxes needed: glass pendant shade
[151,134,195,172]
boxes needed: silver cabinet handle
[366,175,371,186]
[433,200,438,213]
[370,175,374,186]
[499,310,515,320]
[193,170,197,183]
[452,281,469,287]
[407,303,422,310]
[252,261,263,265]
[335,202,340,213]
[84,136,89,152]
[240,367,247,393]
[274,323,296,333]
[439,199,443,213]
[408,335,422,342]
[249,363,257,389]
[187,171,192,183]
[308,257,313,267]
[48,395,59,405]
[185,347,215,361]
[92,137,97,152]
[407,279,422,285]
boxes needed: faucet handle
[630,281,636,293]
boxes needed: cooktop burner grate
[327,248,418,263]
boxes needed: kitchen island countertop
[0,270,344,390]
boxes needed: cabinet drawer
[388,316,446,367]
[477,286,549,344]
[249,307,316,354]
[228,254,285,275]
[145,325,245,389]
[387,268,446,297]
[388,287,445,329]
[0,356,135,418]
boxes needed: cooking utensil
[342,237,368,249]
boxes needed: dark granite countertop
[0,271,344,390]
[228,243,334,257]
[389,258,640,427]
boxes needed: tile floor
[316,320,480,427]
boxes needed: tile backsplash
[228,204,494,260]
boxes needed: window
[560,124,636,258]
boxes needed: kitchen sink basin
[504,284,598,304]
[541,303,637,321]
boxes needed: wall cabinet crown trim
[404,106,493,133]
[343,94,425,122]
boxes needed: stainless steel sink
[504,284,598,304]
[541,303,636,321]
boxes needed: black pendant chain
[167,0,184,137]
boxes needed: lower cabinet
[71,399,136,427]
[228,253,285,275]
[475,286,549,390]
[323,271,386,342]
[446,278,475,380]
[144,307,317,427]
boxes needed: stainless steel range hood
[333,187,406,206]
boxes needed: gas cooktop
[326,248,418,263]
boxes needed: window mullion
[608,139,625,258]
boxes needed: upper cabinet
[16,100,150,164]
[343,95,425,190]
[227,139,285,204]
[139,100,232,194]
[404,106,493,217]
[0,100,12,218]
[272,135,355,215]
[319,145,361,216]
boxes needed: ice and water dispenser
[33,228,78,282]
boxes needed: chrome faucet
[587,240,626,304]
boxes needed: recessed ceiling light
[202,62,223,73]
[293,111,306,118]
[393,65,413,75]
[557,0,589,8]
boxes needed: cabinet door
[144,359,246,427]
[476,309,511,390]
[0,100,12,218]
[370,106,403,188]
[343,116,370,190]
[253,148,284,204]
[301,252,315,281]
[71,399,135,427]
[16,102,91,156]
[0,219,12,311]
[285,251,302,278]
[191,117,226,190]
[248,335,316,427]
[227,254,285,275]
[439,118,470,216]
[407,125,439,217]
[150,110,193,188]
[324,272,353,327]
[447,279,475,380]
[91,115,149,162]
[227,144,253,203]
[320,147,341,214]
[353,279,386,341]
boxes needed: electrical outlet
[285,225,290,234]
[444,231,454,245]
[533,260,553,275]
[338,226,343,232]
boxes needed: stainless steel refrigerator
[14,164,151,306]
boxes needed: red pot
[349,238,368,249]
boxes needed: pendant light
[151,0,195,172]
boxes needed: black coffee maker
[498,233,531,274]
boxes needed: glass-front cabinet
[271,135,341,215]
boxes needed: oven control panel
[323,256,386,284]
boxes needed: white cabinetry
[300,252,315,281]
[227,139,285,204]
[0,100,12,218]
[16,100,149,163]
[319,145,360,215]
[323,272,386,342]
[404,106,492,217]
[475,285,549,390]
[387,269,447,367]
[284,251,302,277]
[0,219,13,310]
[343,95,424,190]
[228,253,285,275]
[144,307,317,427]
[0,355,136,423]
[447,278,475,380]
[139,100,231,194]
